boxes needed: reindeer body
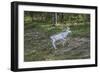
[50,28,71,49]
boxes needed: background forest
[24,11,90,61]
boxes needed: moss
[24,22,90,61]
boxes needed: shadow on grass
[24,23,90,62]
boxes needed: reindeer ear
[67,27,70,30]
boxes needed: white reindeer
[50,27,71,49]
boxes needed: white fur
[50,27,71,49]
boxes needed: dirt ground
[24,28,90,61]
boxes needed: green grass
[24,22,90,62]
[25,22,90,38]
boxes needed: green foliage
[24,11,90,62]
[24,11,90,25]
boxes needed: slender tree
[52,12,57,26]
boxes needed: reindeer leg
[52,40,57,49]
[62,39,66,47]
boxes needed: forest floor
[24,24,90,61]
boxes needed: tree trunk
[52,12,57,26]
[61,13,64,23]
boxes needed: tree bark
[52,12,57,26]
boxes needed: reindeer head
[66,27,71,33]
